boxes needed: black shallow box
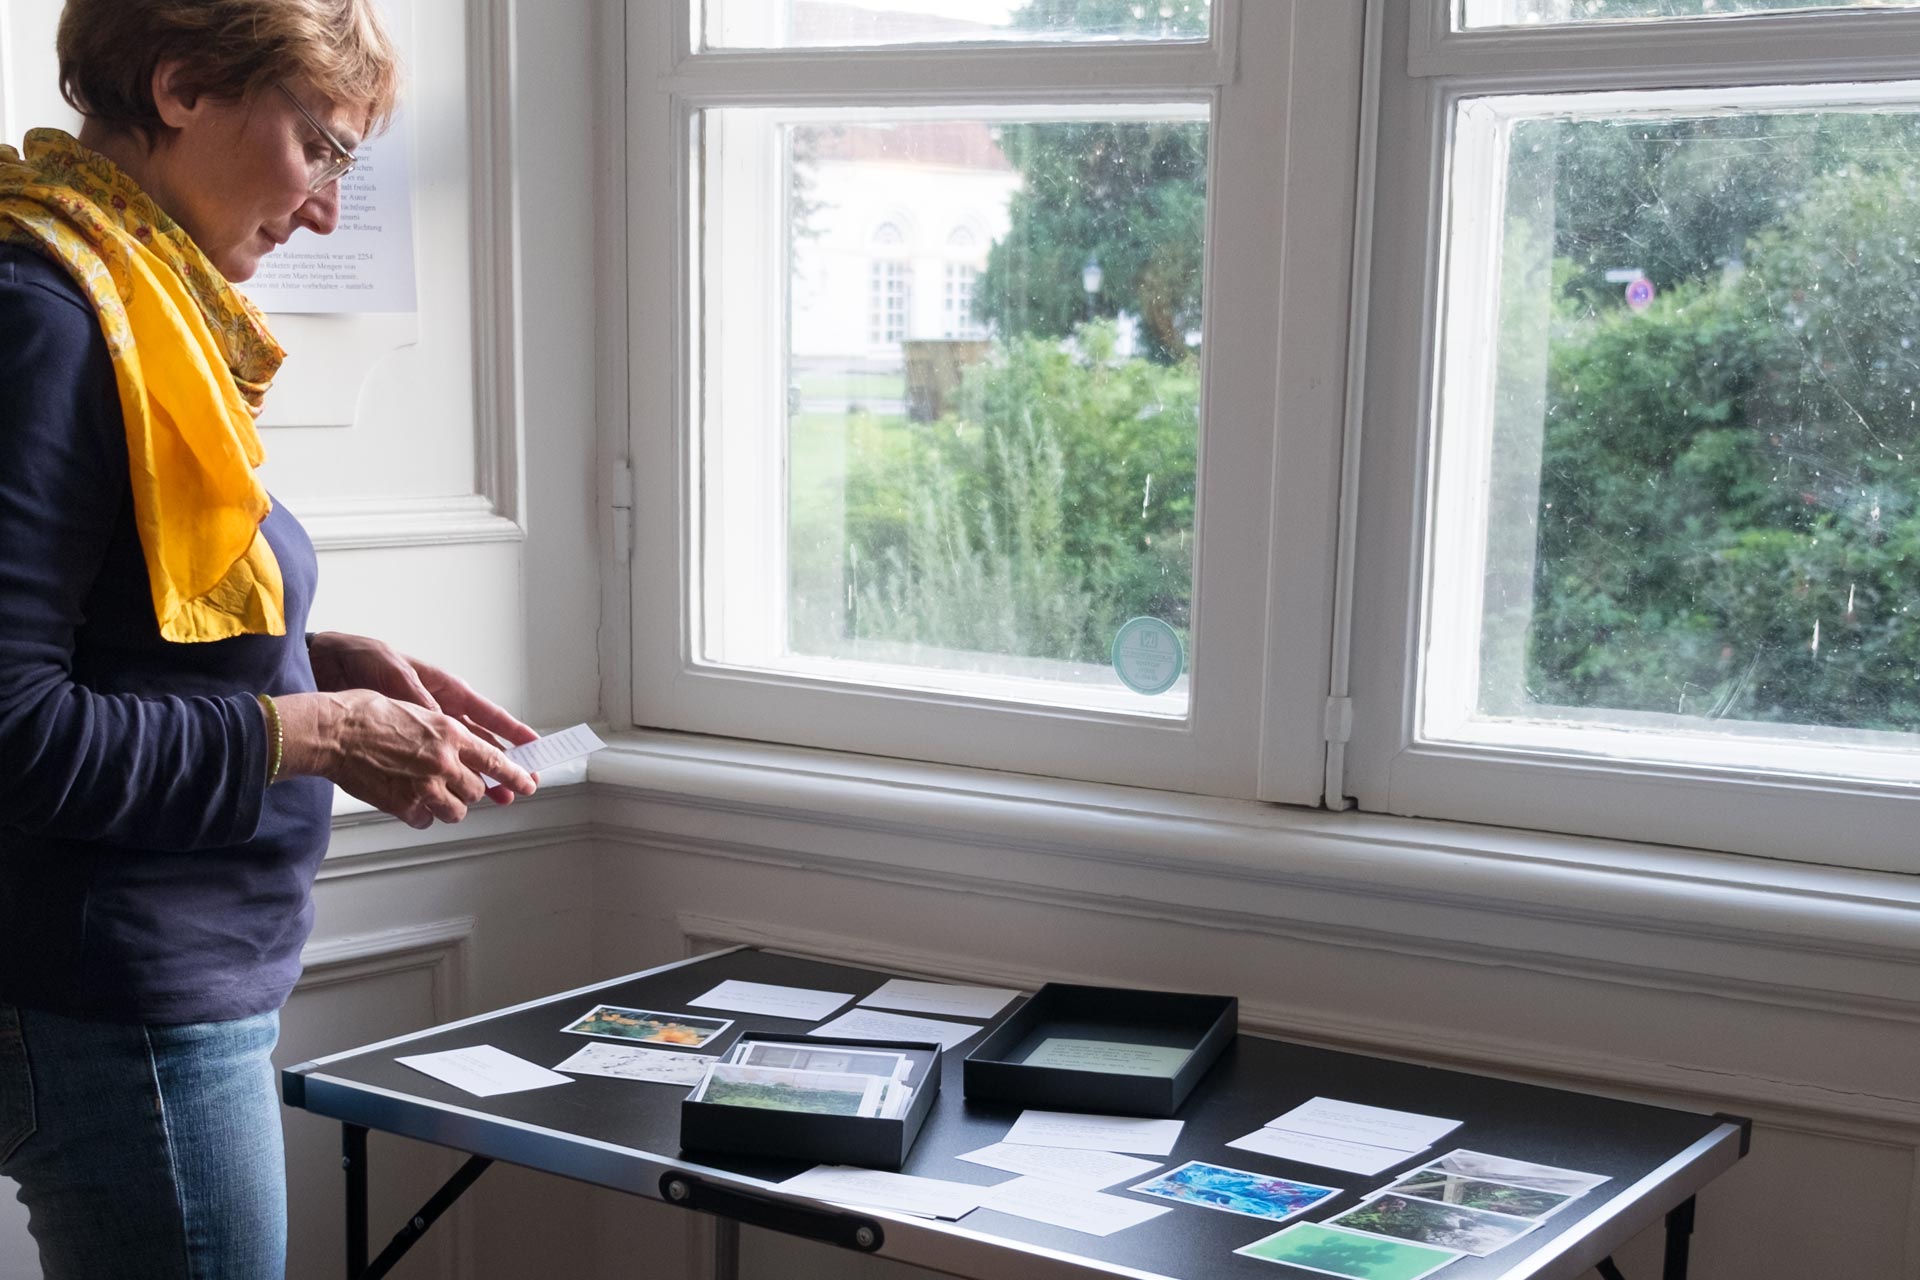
[963,984,1236,1118]
[680,1035,942,1171]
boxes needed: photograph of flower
[1236,1222,1462,1280]
[1329,1192,1539,1257]
[1127,1160,1341,1223]
[560,1004,733,1048]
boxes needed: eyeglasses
[275,83,357,193]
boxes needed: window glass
[1431,87,1920,775]
[1459,0,1920,28]
[702,108,1208,714]
[704,0,1211,49]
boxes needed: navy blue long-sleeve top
[0,242,333,1025]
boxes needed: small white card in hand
[1003,1110,1184,1157]
[553,1043,710,1086]
[395,1045,572,1097]
[1265,1097,1462,1152]
[956,1142,1161,1190]
[505,723,606,772]
[808,1008,983,1051]
[480,723,607,787]
[781,1166,986,1221]
[1227,1126,1415,1176]
[858,978,1020,1021]
[689,979,856,1021]
[979,1177,1172,1236]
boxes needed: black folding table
[282,946,1748,1280]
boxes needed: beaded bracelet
[256,693,284,784]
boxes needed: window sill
[586,730,1920,1013]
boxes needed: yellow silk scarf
[0,129,287,643]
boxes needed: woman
[0,2,537,1275]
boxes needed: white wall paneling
[300,815,613,1280]
[283,919,478,1280]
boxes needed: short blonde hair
[58,0,401,141]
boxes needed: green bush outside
[1514,115,1920,732]
[793,323,1198,669]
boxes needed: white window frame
[870,256,910,346]
[943,261,982,340]
[1344,0,1920,871]
[620,2,1366,802]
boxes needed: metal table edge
[286,1071,1180,1280]
[1496,1121,1746,1280]
[295,945,749,1069]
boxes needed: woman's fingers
[455,729,535,797]
[423,782,469,826]
[424,664,538,746]
[312,691,536,827]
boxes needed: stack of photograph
[680,1032,942,1169]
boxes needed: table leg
[343,1124,369,1279]
[1662,1196,1696,1280]
[1597,1259,1627,1280]
[712,1216,741,1280]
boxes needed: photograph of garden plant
[1329,1192,1538,1256]
[1387,1172,1571,1219]
[695,1064,878,1116]
[1235,1222,1461,1280]
[1418,1150,1608,1198]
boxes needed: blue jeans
[0,1003,286,1280]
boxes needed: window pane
[1433,86,1920,773]
[1460,0,1920,28]
[701,108,1207,715]
[704,0,1211,48]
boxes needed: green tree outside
[1509,110,1920,733]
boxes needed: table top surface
[285,947,1744,1280]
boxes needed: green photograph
[1236,1222,1461,1280]
[696,1064,879,1117]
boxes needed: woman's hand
[309,631,438,706]
[307,632,540,805]
[276,690,538,830]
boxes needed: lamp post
[1081,254,1103,318]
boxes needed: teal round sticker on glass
[1112,617,1184,695]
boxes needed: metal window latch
[605,457,634,564]
[1323,696,1353,744]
